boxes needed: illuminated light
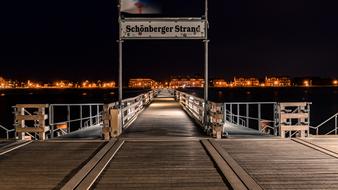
[82,92,87,96]
[304,80,310,87]
[1,93,5,96]
[333,80,338,85]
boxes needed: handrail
[176,91,205,126]
[49,103,104,138]
[176,90,279,136]
[0,124,15,140]
[310,112,338,135]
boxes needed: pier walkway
[1,90,338,189]
[122,96,203,138]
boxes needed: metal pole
[118,0,124,129]
[203,0,209,126]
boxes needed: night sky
[0,0,337,82]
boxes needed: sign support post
[118,0,124,130]
[204,0,209,128]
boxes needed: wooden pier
[1,90,338,189]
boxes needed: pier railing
[176,91,205,126]
[223,102,278,135]
[102,90,156,139]
[0,124,15,140]
[175,91,317,138]
[49,104,105,138]
[176,91,278,137]
[13,90,157,140]
[310,112,338,135]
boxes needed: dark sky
[0,0,337,82]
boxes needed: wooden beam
[0,141,32,156]
[61,140,116,190]
[75,140,125,190]
[292,138,338,159]
[15,104,49,108]
[209,139,263,190]
[15,115,47,121]
[16,127,45,133]
[201,139,247,190]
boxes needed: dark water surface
[0,87,337,137]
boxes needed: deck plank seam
[0,141,32,156]
[292,138,338,159]
[201,139,248,190]
[59,141,113,190]
[75,140,125,190]
[209,139,263,190]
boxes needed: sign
[120,19,207,39]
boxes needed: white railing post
[246,104,249,128]
[67,105,71,133]
[258,104,261,131]
[49,105,54,138]
[224,103,227,123]
[335,115,337,135]
[80,105,83,129]
[237,104,240,125]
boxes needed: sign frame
[120,18,207,40]
[117,0,209,127]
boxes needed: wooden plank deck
[223,122,270,138]
[0,141,105,189]
[92,140,229,190]
[216,138,338,190]
[303,137,338,154]
[122,97,204,139]
[0,141,14,148]
[1,90,338,189]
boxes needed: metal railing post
[237,104,240,125]
[335,115,337,135]
[80,105,83,129]
[258,104,261,131]
[89,105,93,126]
[96,105,100,125]
[49,105,54,138]
[224,103,227,123]
[67,105,71,133]
[246,104,249,128]
[230,104,233,123]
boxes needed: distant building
[169,77,204,88]
[212,79,228,88]
[265,76,291,87]
[0,77,6,88]
[129,78,157,88]
[233,77,260,87]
